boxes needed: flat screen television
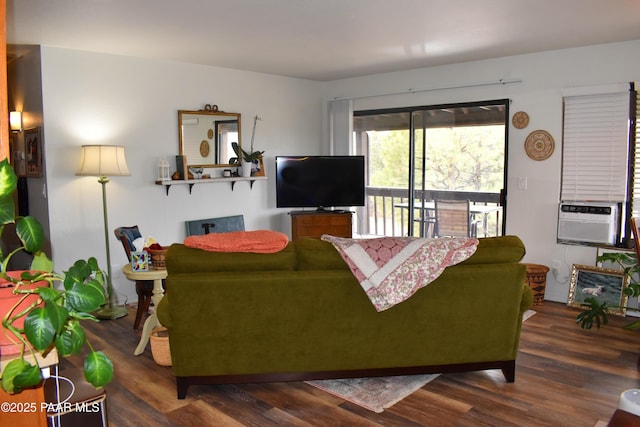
[275,155,365,210]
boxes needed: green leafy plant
[0,158,113,394]
[228,142,264,164]
[576,251,640,330]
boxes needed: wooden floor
[59,301,640,426]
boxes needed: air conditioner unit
[557,202,620,246]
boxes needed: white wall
[40,47,324,303]
[323,39,640,303]
[38,40,640,306]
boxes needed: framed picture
[25,127,42,178]
[568,264,629,316]
[9,133,26,177]
[596,247,640,317]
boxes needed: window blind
[561,89,631,202]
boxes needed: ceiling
[6,0,640,82]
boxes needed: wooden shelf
[155,176,267,195]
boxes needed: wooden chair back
[113,225,142,261]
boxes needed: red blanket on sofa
[184,230,289,254]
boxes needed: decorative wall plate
[524,130,554,161]
[199,140,210,157]
[207,129,214,139]
[512,111,529,129]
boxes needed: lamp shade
[76,145,130,177]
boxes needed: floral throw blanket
[321,235,479,311]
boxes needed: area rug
[306,374,439,413]
[523,309,536,322]
[306,310,536,413]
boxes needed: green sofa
[157,235,532,399]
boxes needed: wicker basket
[149,327,172,366]
[525,263,550,307]
[149,248,168,270]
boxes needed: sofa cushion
[166,242,297,274]
[296,235,525,270]
[295,237,349,270]
[460,235,526,265]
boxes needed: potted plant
[576,251,640,330]
[0,158,113,394]
[229,142,264,177]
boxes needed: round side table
[122,264,168,356]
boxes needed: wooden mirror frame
[178,109,241,168]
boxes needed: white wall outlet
[551,260,570,284]
[518,176,528,190]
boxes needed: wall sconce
[10,111,23,132]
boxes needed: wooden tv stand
[290,210,352,240]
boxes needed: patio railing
[357,186,503,238]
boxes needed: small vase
[241,161,252,177]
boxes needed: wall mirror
[178,109,241,168]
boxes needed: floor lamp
[76,145,130,319]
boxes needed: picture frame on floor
[596,247,640,317]
[568,264,629,316]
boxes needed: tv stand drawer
[290,212,352,240]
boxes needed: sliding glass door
[354,100,508,238]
